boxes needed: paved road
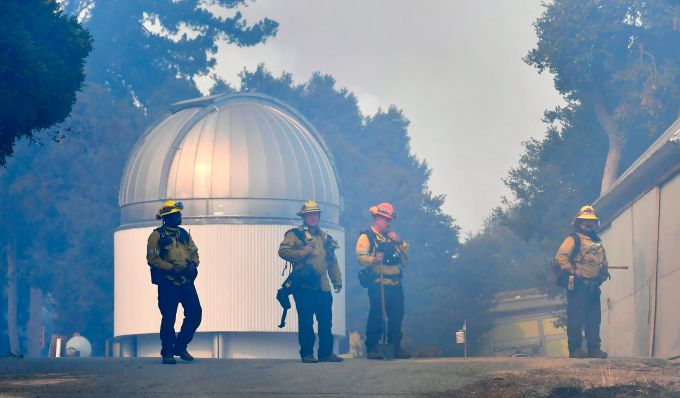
[0,357,515,397]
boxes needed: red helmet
[369,202,397,220]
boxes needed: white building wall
[653,173,680,358]
[114,223,346,358]
[600,172,680,358]
[134,332,305,359]
[599,207,635,356]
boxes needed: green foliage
[500,104,606,249]
[441,216,550,355]
[526,0,680,180]
[450,2,680,349]
[503,1,680,243]
[63,0,278,110]
[1,83,146,351]
[461,1,680,314]
[0,1,276,355]
[527,1,680,105]
[0,0,92,165]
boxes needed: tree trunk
[27,287,43,357]
[593,94,625,195]
[5,238,19,354]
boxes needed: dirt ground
[0,356,679,397]
[438,357,680,398]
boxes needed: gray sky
[203,0,564,234]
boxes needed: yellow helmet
[156,200,184,220]
[574,205,599,221]
[296,200,322,217]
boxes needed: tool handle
[277,308,288,328]
[607,266,629,270]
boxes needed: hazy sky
[205,0,564,234]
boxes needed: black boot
[174,348,194,361]
[569,348,586,358]
[588,348,607,359]
[318,353,343,362]
[393,345,411,359]
[301,355,318,363]
[162,355,176,364]
[366,350,385,360]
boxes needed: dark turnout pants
[365,283,404,352]
[566,279,601,353]
[158,282,202,357]
[292,288,334,359]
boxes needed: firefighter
[278,200,344,363]
[555,205,610,359]
[356,202,411,360]
[146,200,202,365]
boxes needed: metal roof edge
[594,118,680,226]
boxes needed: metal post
[456,320,467,358]
[463,321,467,358]
[212,333,220,358]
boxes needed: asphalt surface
[3,357,680,397]
[0,357,514,397]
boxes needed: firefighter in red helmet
[356,202,411,360]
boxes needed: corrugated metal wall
[600,206,634,356]
[135,332,304,359]
[600,172,680,358]
[652,173,680,357]
[114,223,346,358]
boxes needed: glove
[186,261,198,280]
[597,267,611,286]
[170,265,184,279]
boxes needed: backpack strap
[155,227,170,257]
[177,227,190,244]
[155,227,191,257]
[287,227,308,244]
[567,232,581,269]
[282,227,314,276]
[155,226,167,239]
[360,229,378,255]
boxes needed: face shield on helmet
[156,200,184,220]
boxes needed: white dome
[119,93,342,226]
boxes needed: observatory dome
[119,93,342,226]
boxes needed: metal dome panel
[119,94,342,226]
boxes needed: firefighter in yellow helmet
[278,200,343,363]
[356,202,411,360]
[555,205,610,359]
[146,200,202,365]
